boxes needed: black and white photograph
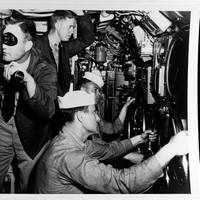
[0,0,200,199]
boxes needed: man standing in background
[34,10,94,96]
[34,10,95,137]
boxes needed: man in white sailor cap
[77,69,135,137]
[83,69,104,89]
[76,69,159,164]
[33,90,189,194]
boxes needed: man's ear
[55,21,61,30]
[76,111,84,123]
[25,40,33,52]
[81,87,86,92]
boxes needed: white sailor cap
[58,90,96,109]
[83,70,104,88]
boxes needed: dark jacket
[34,14,95,96]
[14,47,57,159]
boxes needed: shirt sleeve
[62,14,95,58]
[22,62,57,120]
[99,117,123,135]
[61,151,163,193]
[84,137,133,163]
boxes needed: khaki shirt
[34,125,163,194]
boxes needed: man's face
[3,24,28,62]
[57,17,76,41]
[81,105,100,133]
[82,82,101,102]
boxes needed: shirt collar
[48,33,59,50]
[22,55,30,70]
[11,55,30,71]
[61,125,86,149]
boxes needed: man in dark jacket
[0,19,57,192]
[34,10,95,137]
[34,10,94,96]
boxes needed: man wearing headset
[0,19,57,192]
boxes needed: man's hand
[154,130,188,167]
[3,62,30,82]
[123,97,135,109]
[144,130,157,142]
[140,130,157,143]
[4,62,36,98]
[130,130,157,147]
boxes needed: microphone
[11,71,24,82]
